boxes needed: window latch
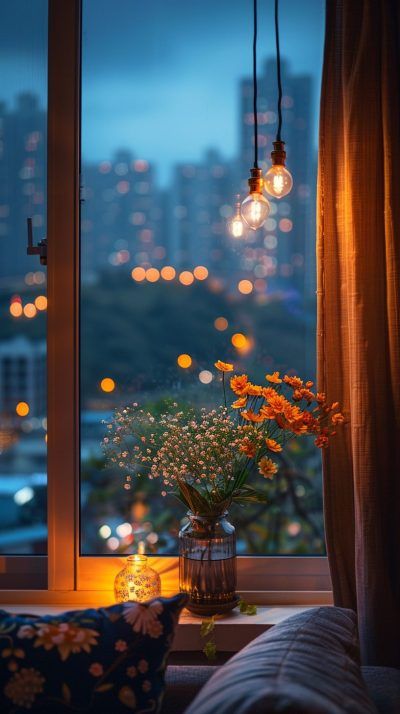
[26,217,47,266]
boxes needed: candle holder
[114,553,161,603]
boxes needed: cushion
[162,665,218,714]
[362,666,400,714]
[185,606,378,714]
[0,593,187,713]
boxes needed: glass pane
[81,0,325,555]
[0,2,48,553]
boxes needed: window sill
[2,602,330,652]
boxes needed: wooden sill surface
[2,604,312,652]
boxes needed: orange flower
[265,438,282,453]
[266,371,282,384]
[267,393,291,414]
[316,392,326,404]
[239,438,257,458]
[283,404,303,421]
[275,414,288,429]
[245,383,263,396]
[240,409,264,423]
[262,387,276,400]
[302,412,320,432]
[258,456,278,479]
[288,418,308,435]
[305,380,314,388]
[214,360,234,372]
[331,412,345,425]
[230,374,249,395]
[231,396,247,409]
[315,434,329,448]
[259,405,277,420]
[283,375,303,389]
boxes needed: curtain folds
[317,0,400,667]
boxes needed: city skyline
[0,1,325,181]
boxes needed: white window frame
[0,0,331,606]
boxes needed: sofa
[161,608,400,714]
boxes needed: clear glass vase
[179,511,238,616]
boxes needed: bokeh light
[179,270,194,286]
[145,268,160,282]
[161,266,176,280]
[116,522,133,538]
[16,401,30,417]
[177,353,192,368]
[231,333,248,349]
[23,303,37,318]
[131,266,146,281]
[35,295,47,311]
[107,537,119,551]
[9,302,23,318]
[214,316,228,331]
[193,265,209,280]
[99,525,112,539]
[279,218,293,232]
[238,279,253,295]
[100,377,115,392]
[199,370,213,384]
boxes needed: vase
[179,511,239,616]
[114,554,161,603]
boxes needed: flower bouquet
[103,361,343,614]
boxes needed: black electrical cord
[253,0,258,168]
[275,0,283,142]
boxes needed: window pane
[0,2,48,553]
[81,0,325,555]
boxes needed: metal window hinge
[26,217,47,266]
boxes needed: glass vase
[179,511,238,616]
[114,554,161,603]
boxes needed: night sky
[1,0,325,184]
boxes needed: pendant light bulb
[241,168,270,230]
[264,141,293,199]
[228,195,246,238]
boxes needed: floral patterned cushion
[0,593,187,713]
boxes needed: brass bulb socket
[271,140,287,166]
[248,167,264,194]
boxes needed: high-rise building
[0,94,47,280]
[240,58,316,298]
[0,336,46,420]
[171,148,235,270]
[81,150,166,278]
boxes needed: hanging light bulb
[264,0,293,199]
[264,140,293,199]
[227,195,246,238]
[240,0,269,231]
[241,168,270,230]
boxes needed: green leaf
[62,683,71,703]
[200,618,215,638]
[203,640,217,661]
[231,486,269,504]
[238,599,258,615]
[245,604,257,615]
[177,480,210,514]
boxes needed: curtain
[317,0,400,667]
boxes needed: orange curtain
[317,0,400,666]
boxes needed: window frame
[0,0,331,605]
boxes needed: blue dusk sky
[0,0,325,184]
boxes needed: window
[0,0,48,558]
[0,0,331,601]
[80,0,326,557]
